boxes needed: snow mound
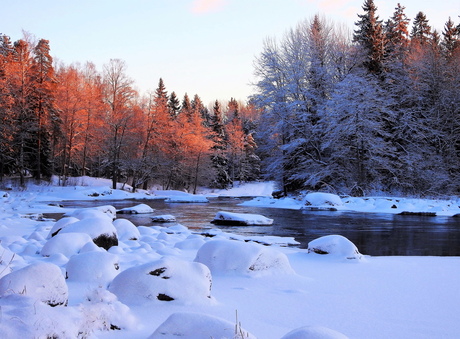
[41,232,93,258]
[117,203,154,214]
[281,325,349,339]
[148,312,256,339]
[108,257,212,305]
[66,251,119,286]
[0,262,68,306]
[66,205,117,220]
[211,211,274,225]
[151,214,176,222]
[113,218,141,240]
[194,239,294,276]
[47,216,79,238]
[58,217,118,250]
[307,235,363,260]
[303,192,343,208]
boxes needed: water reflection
[55,197,460,256]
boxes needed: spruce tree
[168,91,181,118]
[353,0,386,74]
[410,12,431,45]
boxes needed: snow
[211,211,274,225]
[307,235,363,261]
[0,178,459,338]
[148,312,256,338]
[117,203,154,214]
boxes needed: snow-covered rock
[303,192,343,209]
[47,216,79,238]
[113,218,141,241]
[211,211,274,225]
[41,232,93,258]
[151,214,176,222]
[66,205,117,220]
[281,326,349,339]
[108,257,212,305]
[66,251,119,287]
[0,262,68,306]
[307,235,363,260]
[148,312,256,339]
[58,217,118,250]
[194,239,294,276]
[117,203,154,214]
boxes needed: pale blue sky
[3,0,459,104]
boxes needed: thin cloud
[191,0,227,14]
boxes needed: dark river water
[52,197,460,256]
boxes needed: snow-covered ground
[0,177,459,338]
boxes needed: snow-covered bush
[148,312,256,339]
[307,235,363,260]
[194,239,294,276]
[0,262,68,306]
[113,218,141,241]
[41,232,93,258]
[66,251,119,287]
[108,257,212,305]
[280,325,349,339]
[58,217,118,250]
[303,192,343,207]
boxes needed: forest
[252,1,460,196]
[1,0,459,196]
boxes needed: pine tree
[353,0,386,74]
[209,100,231,188]
[410,12,431,45]
[441,17,459,59]
[29,39,60,180]
[168,91,181,118]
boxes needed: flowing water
[52,197,460,256]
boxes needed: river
[53,197,460,256]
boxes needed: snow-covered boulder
[66,251,119,287]
[113,219,141,241]
[303,192,343,210]
[194,239,294,276]
[117,203,154,214]
[108,257,212,305]
[66,205,117,220]
[148,312,256,339]
[41,232,93,258]
[307,235,363,260]
[151,214,176,222]
[58,217,118,250]
[211,211,274,226]
[281,326,349,339]
[47,216,79,238]
[0,262,68,306]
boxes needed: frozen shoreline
[0,178,459,338]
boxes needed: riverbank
[0,178,459,338]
